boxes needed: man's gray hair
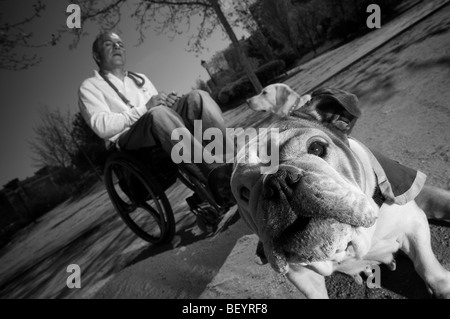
[92,31,121,67]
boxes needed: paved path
[223,0,450,129]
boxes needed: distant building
[0,167,61,230]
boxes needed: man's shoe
[207,163,236,207]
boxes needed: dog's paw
[429,268,450,299]
[254,256,269,265]
[353,274,364,285]
[254,240,268,265]
[432,285,450,299]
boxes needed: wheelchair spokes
[104,152,175,244]
[104,147,235,245]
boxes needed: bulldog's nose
[263,166,302,200]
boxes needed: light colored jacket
[78,70,158,147]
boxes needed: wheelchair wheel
[104,152,175,244]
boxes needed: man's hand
[146,92,180,110]
[145,93,167,110]
[165,92,180,108]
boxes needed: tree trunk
[304,25,317,55]
[275,0,300,57]
[209,0,263,93]
[243,1,276,61]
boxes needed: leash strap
[99,71,146,109]
[372,173,385,207]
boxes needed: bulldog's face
[232,87,378,275]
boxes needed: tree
[292,1,329,55]
[0,1,59,70]
[29,107,103,181]
[29,106,77,169]
[0,0,262,92]
[252,0,303,57]
[208,0,262,92]
[231,0,275,63]
[70,112,107,174]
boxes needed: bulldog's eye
[308,141,326,157]
[262,91,267,95]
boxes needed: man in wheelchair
[78,31,235,208]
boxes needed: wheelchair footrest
[186,193,225,232]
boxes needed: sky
[0,1,246,187]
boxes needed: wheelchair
[103,145,232,245]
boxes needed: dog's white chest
[330,205,406,276]
[332,237,400,276]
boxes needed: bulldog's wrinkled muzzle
[262,165,377,229]
[259,165,378,272]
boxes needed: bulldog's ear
[303,88,361,135]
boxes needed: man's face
[94,32,126,70]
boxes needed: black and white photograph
[0,0,450,304]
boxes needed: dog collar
[288,96,302,115]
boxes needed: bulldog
[233,86,450,299]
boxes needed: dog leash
[372,174,386,207]
[99,71,145,108]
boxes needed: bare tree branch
[146,0,211,6]
[2,0,263,91]
[0,0,59,70]
[29,106,77,169]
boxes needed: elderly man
[78,31,234,205]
